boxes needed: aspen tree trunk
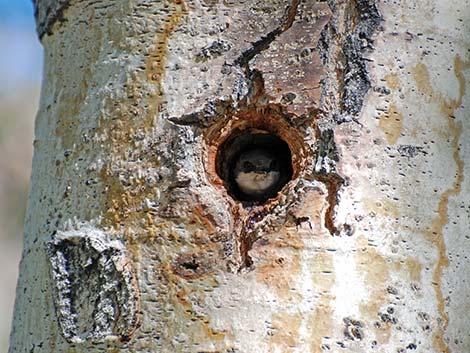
[9,0,470,352]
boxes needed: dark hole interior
[181,261,199,271]
[216,131,293,204]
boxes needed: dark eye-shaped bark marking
[46,228,140,343]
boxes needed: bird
[233,148,281,201]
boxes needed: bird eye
[243,161,255,172]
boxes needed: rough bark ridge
[11,0,470,352]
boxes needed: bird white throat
[235,171,280,197]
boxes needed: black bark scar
[33,0,72,40]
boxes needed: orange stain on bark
[146,0,188,87]
[99,0,189,231]
[379,103,403,145]
[412,56,468,353]
[384,73,399,90]
[269,313,303,353]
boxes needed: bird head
[233,148,281,200]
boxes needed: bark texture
[10,0,470,352]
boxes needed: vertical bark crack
[317,0,382,122]
[315,173,347,236]
[311,0,382,235]
[314,127,349,236]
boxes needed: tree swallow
[233,148,281,201]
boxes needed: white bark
[9,0,470,352]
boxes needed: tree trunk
[9,0,470,352]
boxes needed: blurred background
[0,0,42,350]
